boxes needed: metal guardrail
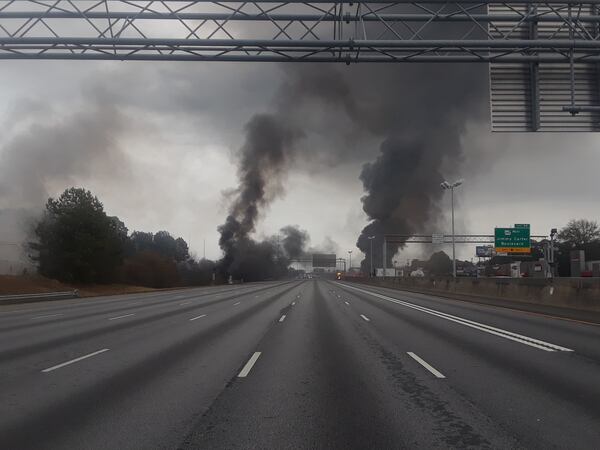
[0,290,80,305]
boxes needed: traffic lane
[0,284,224,315]
[0,281,291,361]
[332,284,600,448]
[0,282,306,450]
[336,281,600,361]
[181,279,514,449]
[0,281,282,326]
[0,281,300,381]
[0,281,288,336]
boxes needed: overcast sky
[1,60,599,265]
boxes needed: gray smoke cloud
[0,90,130,265]
[0,92,129,210]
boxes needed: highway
[1,279,599,449]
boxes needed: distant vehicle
[410,269,425,277]
[456,266,477,277]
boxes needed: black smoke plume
[280,225,309,260]
[217,67,355,280]
[219,54,488,277]
[353,64,486,270]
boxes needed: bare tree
[558,219,600,247]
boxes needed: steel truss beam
[384,234,548,244]
[1,1,600,62]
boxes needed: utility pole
[203,239,206,260]
[441,179,464,278]
[550,228,558,277]
[348,250,352,272]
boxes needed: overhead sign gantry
[2,0,600,130]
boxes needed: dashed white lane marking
[190,314,207,321]
[179,301,191,305]
[292,301,296,306]
[360,314,370,322]
[407,352,446,379]
[31,313,63,320]
[279,314,286,322]
[108,313,135,321]
[340,283,573,353]
[238,352,261,377]
[234,302,241,306]
[42,348,110,373]
[344,301,350,306]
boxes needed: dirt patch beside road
[0,274,160,297]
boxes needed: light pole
[440,179,464,278]
[368,236,375,277]
[348,250,352,273]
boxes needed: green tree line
[30,187,217,287]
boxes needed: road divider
[238,352,261,377]
[41,348,110,373]
[340,283,573,353]
[407,352,446,379]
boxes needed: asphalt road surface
[1,279,599,449]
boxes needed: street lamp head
[441,179,464,189]
[368,235,375,240]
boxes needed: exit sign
[495,227,531,253]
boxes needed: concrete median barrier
[0,290,80,305]
[349,276,600,319]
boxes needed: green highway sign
[495,227,531,253]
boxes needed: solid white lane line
[179,301,191,305]
[42,348,110,373]
[360,314,370,322]
[234,302,241,306]
[190,314,207,321]
[238,352,261,377]
[108,313,135,321]
[31,313,63,320]
[279,314,286,322]
[344,301,350,305]
[407,352,446,379]
[340,284,573,352]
